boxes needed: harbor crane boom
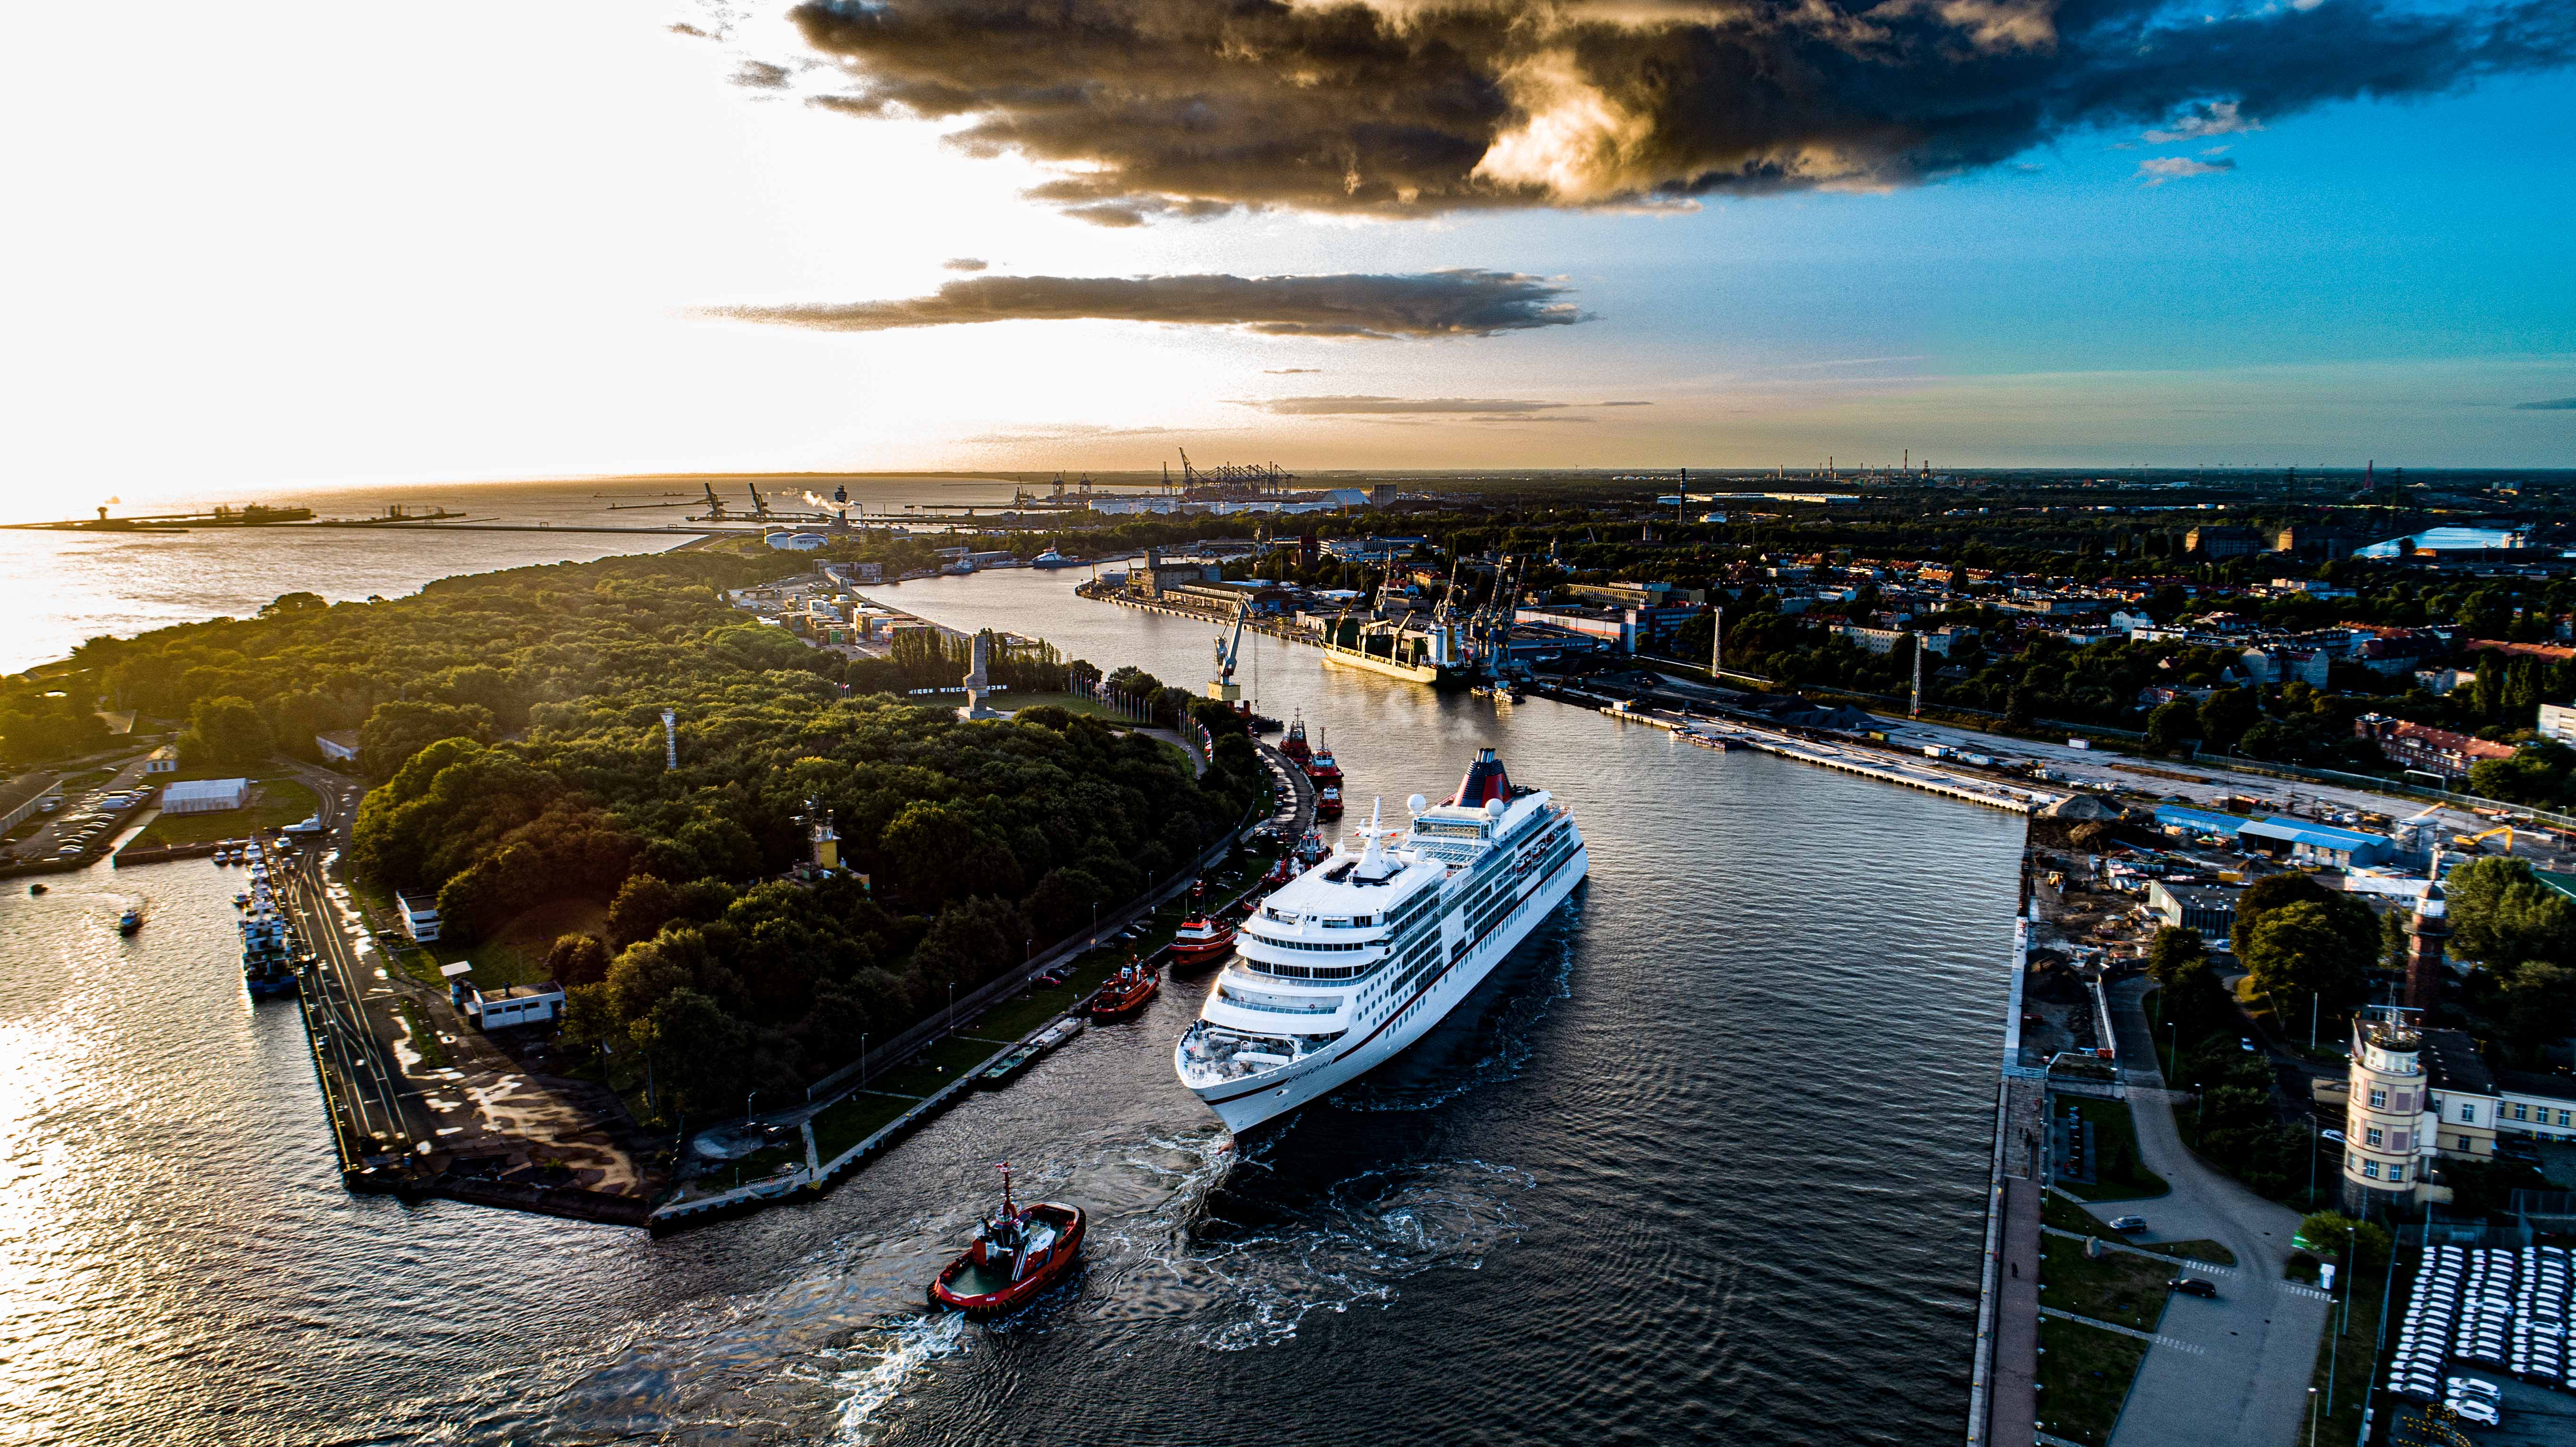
[1208,600,1252,702]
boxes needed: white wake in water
[826,1310,970,1444]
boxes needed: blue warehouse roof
[2239,817,2390,852]
[2154,804,2251,835]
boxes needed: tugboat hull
[929,1201,1086,1319]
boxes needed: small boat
[1304,733,1343,787]
[927,1164,1085,1320]
[26,883,44,896]
[1088,961,1158,1021]
[979,1017,1084,1087]
[1315,783,1344,820]
[1294,828,1329,870]
[232,892,251,910]
[1263,853,1295,886]
[117,908,143,936]
[1169,911,1237,969]
[1279,713,1311,766]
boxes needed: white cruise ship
[1175,748,1587,1134]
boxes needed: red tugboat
[1168,900,1237,970]
[928,1163,1085,1320]
[1279,713,1312,767]
[1088,960,1159,1020]
[1304,732,1343,789]
[1294,828,1329,871]
[1314,783,1344,819]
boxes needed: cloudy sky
[4,0,2572,504]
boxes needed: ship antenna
[999,1161,1015,1219]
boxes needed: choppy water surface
[0,566,2023,1445]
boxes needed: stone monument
[959,630,1000,720]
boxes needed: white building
[2540,702,2576,745]
[393,891,443,943]
[765,531,828,552]
[159,778,249,814]
[142,746,179,774]
[464,981,565,1030]
[314,731,361,764]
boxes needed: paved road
[2091,978,2331,1447]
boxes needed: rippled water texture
[0,565,2023,1445]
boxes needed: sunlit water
[0,565,2023,1445]
[0,477,1026,673]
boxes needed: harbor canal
[0,564,2025,1446]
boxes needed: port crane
[699,481,730,520]
[1208,600,1252,702]
[746,483,774,520]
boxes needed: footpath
[2094,979,2330,1447]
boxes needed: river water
[0,564,2024,1446]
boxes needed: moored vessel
[1315,783,1344,819]
[1175,747,1588,1134]
[1169,910,1237,970]
[1304,734,1343,787]
[117,907,143,936]
[927,1164,1085,1319]
[979,1016,1084,1087]
[1279,714,1311,766]
[1088,961,1158,1020]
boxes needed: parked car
[2169,1278,2219,1299]
[2446,1376,2501,1404]
[2322,1129,2346,1144]
[2239,1037,2257,1052]
[2447,1398,2502,1428]
[2109,1216,2148,1233]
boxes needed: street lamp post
[747,1089,760,1126]
[2307,1388,2319,1447]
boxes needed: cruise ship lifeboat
[1088,962,1159,1020]
[928,1165,1085,1320]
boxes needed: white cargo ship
[1175,748,1587,1133]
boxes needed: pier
[1599,705,2060,814]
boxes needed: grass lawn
[2036,1315,2154,1447]
[2040,1234,2176,1331]
[2057,1096,2171,1201]
[2303,1247,2396,1447]
[811,1091,916,1161]
[392,997,450,1069]
[869,1033,1010,1097]
[126,778,319,849]
[2040,1197,2237,1267]
[995,691,1123,719]
[459,895,611,987]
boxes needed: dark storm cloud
[702,270,1585,338]
[1234,395,1571,414]
[786,0,2576,220]
[2516,397,2576,411]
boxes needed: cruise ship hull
[1189,843,1587,1134]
